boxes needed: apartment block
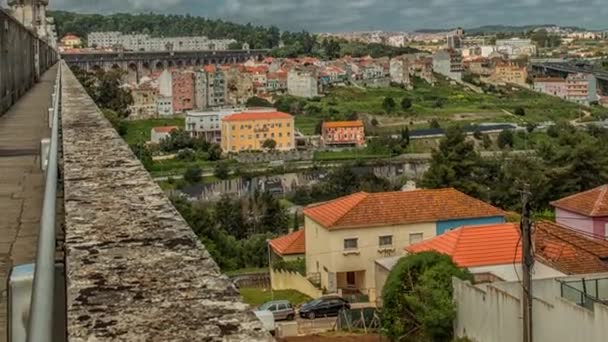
[433,49,463,81]
[195,66,227,110]
[221,111,295,152]
[287,68,319,98]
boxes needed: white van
[254,310,275,335]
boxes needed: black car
[299,296,350,319]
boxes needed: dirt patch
[278,334,382,342]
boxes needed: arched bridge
[61,49,269,80]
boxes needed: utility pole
[521,184,534,342]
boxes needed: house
[565,73,597,106]
[224,66,254,106]
[185,108,241,143]
[171,70,195,113]
[389,58,411,88]
[221,111,295,152]
[287,67,319,98]
[150,126,178,144]
[269,230,305,261]
[267,70,288,94]
[467,57,492,76]
[303,189,505,301]
[156,96,173,116]
[59,34,82,49]
[551,185,608,239]
[195,65,227,110]
[321,121,365,147]
[491,61,528,85]
[533,77,568,99]
[453,221,608,342]
[129,81,159,119]
[433,49,464,82]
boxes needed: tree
[208,144,222,161]
[482,134,493,149]
[383,97,396,113]
[183,166,202,184]
[421,126,484,198]
[381,252,472,341]
[401,97,412,110]
[497,129,515,149]
[429,119,441,129]
[514,107,526,116]
[214,162,230,180]
[246,96,273,108]
[262,139,277,150]
[371,118,379,127]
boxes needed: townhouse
[221,111,295,152]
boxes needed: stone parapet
[60,61,272,341]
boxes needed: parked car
[257,300,296,321]
[299,296,350,319]
[253,310,275,335]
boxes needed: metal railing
[26,62,62,342]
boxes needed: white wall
[453,276,608,342]
[470,261,565,282]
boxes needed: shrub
[381,252,472,342]
[514,107,526,116]
[183,166,202,184]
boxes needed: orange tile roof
[535,221,608,274]
[152,126,178,133]
[303,189,505,230]
[406,223,521,267]
[322,120,364,129]
[222,111,292,122]
[269,230,305,256]
[203,65,217,73]
[551,185,608,217]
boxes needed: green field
[293,77,607,132]
[295,115,322,135]
[239,288,312,307]
[124,118,185,145]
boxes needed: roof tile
[406,223,522,267]
[269,230,305,256]
[303,189,505,230]
[551,185,608,217]
[222,111,292,122]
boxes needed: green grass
[295,115,322,135]
[124,118,185,145]
[239,288,312,307]
[279,198,295,208]
[292,77,608,130]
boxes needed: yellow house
[303,189,505,301]
[60,34,82,49]
[492,61,528,85]
[221,110,295,152]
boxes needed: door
[346,272,356,288]
[266,304,278,320]
[275,303,287,320]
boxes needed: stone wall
[60,61,272,341]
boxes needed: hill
[48,11,421,58]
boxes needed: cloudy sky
[5,0,608,32]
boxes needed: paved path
[0,65,57,342]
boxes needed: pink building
[171,70,195,113]
[551,185,608,239]
[533,77,567,99]
[322,120,365,147]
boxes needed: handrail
[27,62,62,342]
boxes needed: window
[379,235,393,247]
[267,304,277,312]
[409,233,423,245]
[344,238,358,250]
[279,133,283,137]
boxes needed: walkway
[0,64,58,342]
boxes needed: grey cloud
[35,0,608,31]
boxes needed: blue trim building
[436,216,506,235]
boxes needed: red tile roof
[222,111,292,122]
[406,223,522,267]
[269,230,305,256]
[152,126,178,133]
[535,221,608,274]
[551,185,608,217]
[303,189,505,230]
[322,120,364,129]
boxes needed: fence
[0,9,57,115]
[337,308,381,333]
[231,272,270,289]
